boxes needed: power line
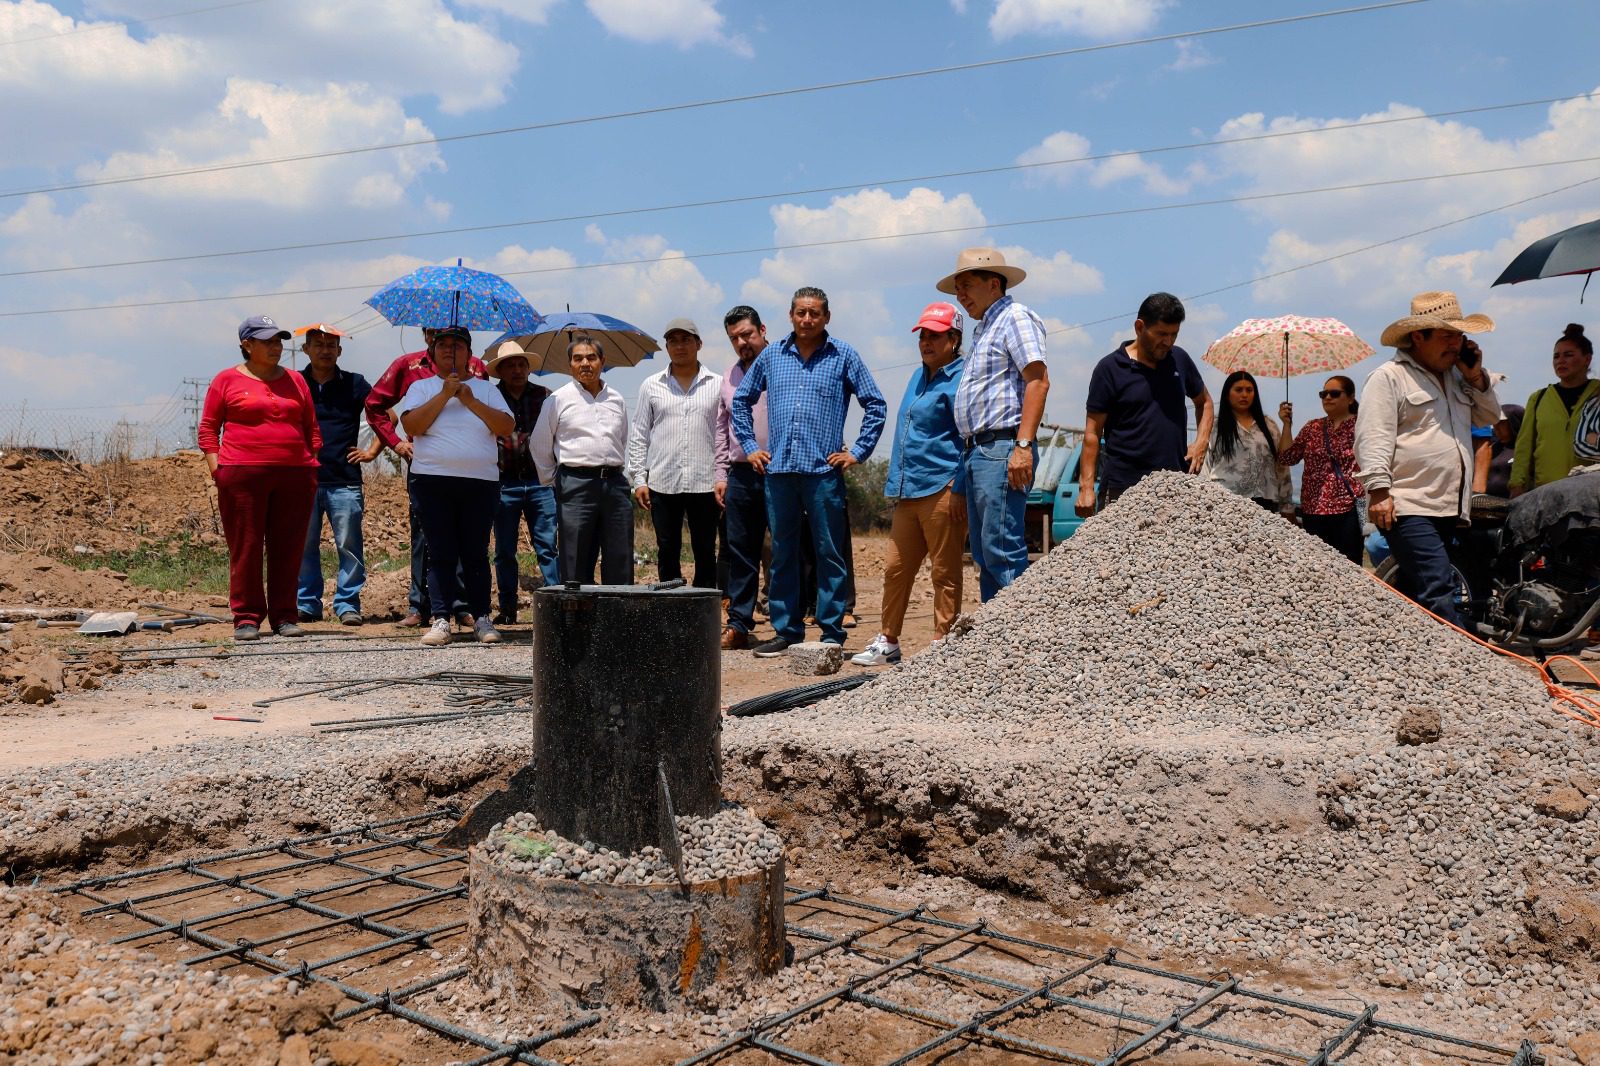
[0,0,274,48]
[0,0,1427,201]
[4,89,1586,281]
[4,154,1592,321]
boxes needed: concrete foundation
[467,846,786,1012]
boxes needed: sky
[2,0,1598,455]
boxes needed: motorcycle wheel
[1373,556,1476,624]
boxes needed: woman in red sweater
[199,315,322,640]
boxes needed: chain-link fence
[0,398,193,463]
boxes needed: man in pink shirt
[365,329,488,627]
[715,306,771,648]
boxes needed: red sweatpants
[215,464,318,629]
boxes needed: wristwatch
[1014,438,1033,449]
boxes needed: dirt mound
[726,472,1600,1037]
[0,888,403,1066]
[0,551,141,609]
[0,451,410,556]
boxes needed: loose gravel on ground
[480,805,784,885]
[725,471,1600,1047]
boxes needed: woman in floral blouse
[1277,374,1363,563]
[1201,370,1292,512]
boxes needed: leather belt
[558,464,623,478]
[963,427,1019,450]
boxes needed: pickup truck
[1024,423,1091,552]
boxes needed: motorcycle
[1375,475,1600,655]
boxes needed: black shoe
[275,622,308,638]
[752,636,795,658]
[338,612,364,626]
[454,612,475,629]
[298,610,321,623]
[493,610,516,626]
[233,624,261,642]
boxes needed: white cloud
[1166,38,1217,71]
[79,79,444,211]
[997,246,1103,297]
[584,0,751,55]
[1016,130,1193,195]
[1209,90,1600,243]
[454,0,564,23]
[988,0,1169,40]
[743,188,987,321]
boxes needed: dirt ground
[0,454,1583,1066]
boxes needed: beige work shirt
[1354,351,1502,520]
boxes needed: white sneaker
[420,618,453,646]
[475,617,503,644]
[851,635,901,666]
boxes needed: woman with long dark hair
[1201,370,1290,511]
[1278,374,1364,562]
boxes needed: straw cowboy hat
[936,247,1028,295]
[1380,290,1495,348]
[484,339,532,378]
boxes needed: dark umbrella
[486,312,659,377]
[1493,217,1600,299]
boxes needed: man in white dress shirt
[628,318,723,587]
[530,334,633,585]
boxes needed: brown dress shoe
[397,611,425,628]
[720,627,749,650]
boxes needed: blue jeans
[767,471,849,643]
[297,484,365,619]
[494,480,561,612]
[723,464,767,635]
[963,440,1035,602]
[1386,515,1461,625]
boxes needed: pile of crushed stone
[726,471,1600,1044]
[479,805,783,885]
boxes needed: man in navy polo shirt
[297,324,381,624]
[1076,293,1214,515]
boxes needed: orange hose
[1365,569,1600,730]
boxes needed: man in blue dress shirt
[732,287,886,657]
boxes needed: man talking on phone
[1354,291,1502,625]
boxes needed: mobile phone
[1458,338,1481,368]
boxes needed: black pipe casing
[528,582,722,854]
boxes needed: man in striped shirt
[941,247,1050,602]
[628,318,723,587]
[732,287,886,656]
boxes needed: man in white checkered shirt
[938,247,1050,602]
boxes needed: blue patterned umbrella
[486,312,659,376]
[364,261,543,332]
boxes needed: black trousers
[409,474,497,619]
[651,491,720,587]
[1301,509,1364,564]
[722,464,767,633]
[555,468,634,585]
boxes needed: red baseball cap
[911,301,963,333]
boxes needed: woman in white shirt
[1201,370,1292,512]
[397,326,516,645]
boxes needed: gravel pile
[726,471,1600,1041]
[479,805,783,885]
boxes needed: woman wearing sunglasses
[1277,376,1363,563]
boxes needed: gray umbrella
[1493,216,1600,298]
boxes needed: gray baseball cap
[663,317,701,339]
[238,314,291,341]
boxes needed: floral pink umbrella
[1202,315,1374,400]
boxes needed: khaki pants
[881,486,966,639]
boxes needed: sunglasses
[1318,389,1347,399]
